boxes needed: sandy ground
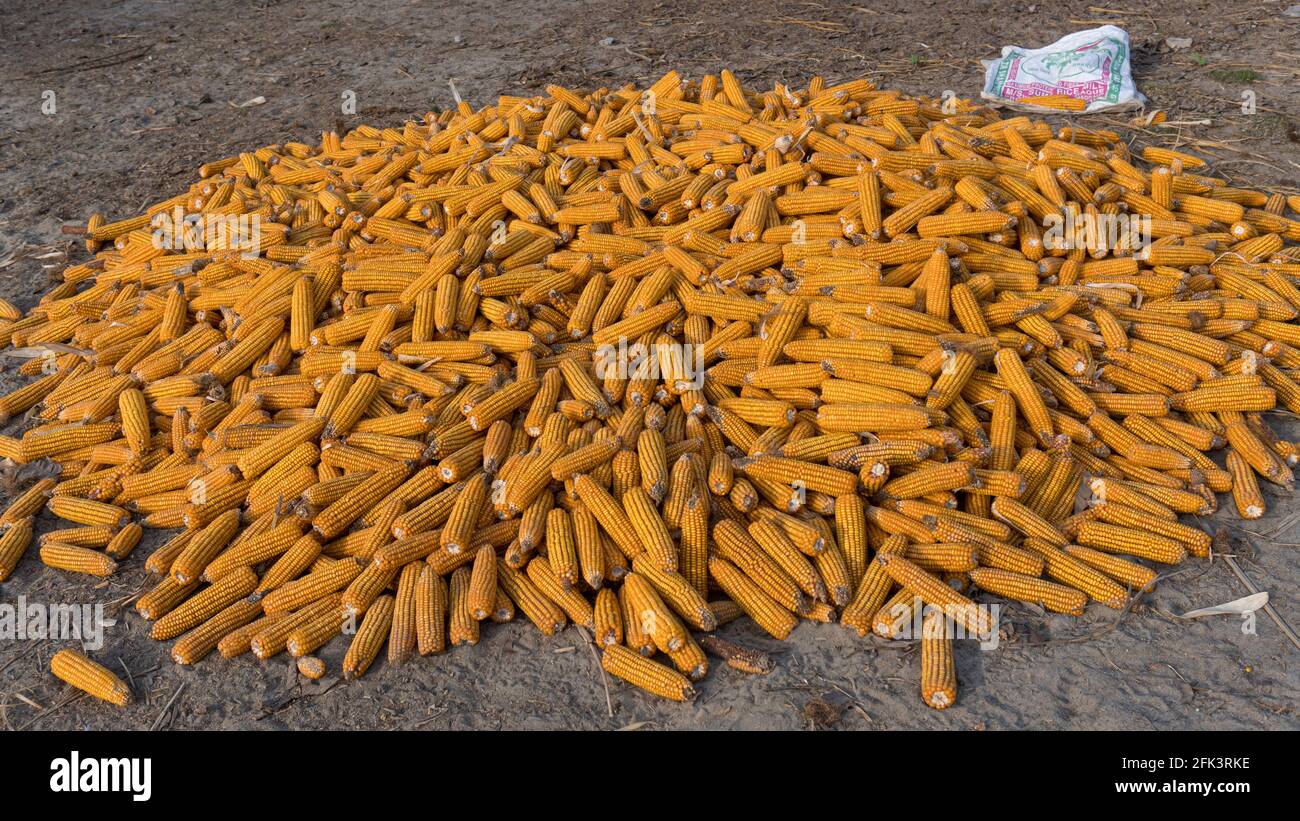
[0,0,1298,731]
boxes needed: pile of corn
[6,70,1300,712]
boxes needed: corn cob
[467,544,497,620]
[1227,450,1265,519]
[707,556,799,639]
[698,635,775,674]
[525,554,596,627]
[50,648,132,707]
[415,565,448,655]
[968,567,1088,615]
[497,563,567,635]
[1092,502,1211,557]
[621,487,677,572]
[601,644,695,702]
[297,656,327,680]
[171,597,264,665]
[1076,521,1187,565]
[1,478,55,524]
[877,554,992,636]
[593,587,624,647]
[39,542,117,577]
[343,594,394,679]
[1063,544,1158,592]
[448,565,480,647]
[840,534,908,635]
[388,562,421,663]
[1020,537,1128,609]
[0,517,35,582]
[151,567,259,640]
[262,557,365,614]
[920,610,956,710]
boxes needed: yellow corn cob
[102,522,142,560]
[1092,502,1211,557]
[814,539,853,606]
[45,496,130,528]
[678,490,709,594]
[1063,544,1157,592]
[448,565,480,647]
[593,587,624,647]
[989,496,1066,546]
[341,561,399,617]
[50,648,132,707]
[172,597,264,665]
[387,562,422,663]
[620,486,676,571]
[601,644,695,702]
[0,517,35,581]
[136,575,199,621]
[1020,537,1128,609]
[816,403,934,433]
[968,567,1088,615]
[919,610,956,710]
[342,593,394,679]
[257,535,323,593]
[735,454,857,496]
[569,502,605,590]
[39,542,118,577]
[1226,450,1265,519]
[151,566,259,640]
[467,544,497,620]
[876,554,992,636]
[993,348,1054,445]
[880,461,975,499]
[170,509,241,584]
[312,463,411,541]
[497,563,567,635]
[1076,521,1187,565]
[261,557,365,614]
[2,478,56,524]
[296,656,327,680]
[414,565,448,655]
[917,211,1014,238]
[707,555,799,639]
[119,388,151,454]
[905,542,979,573]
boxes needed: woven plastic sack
[981,26,1147,113]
